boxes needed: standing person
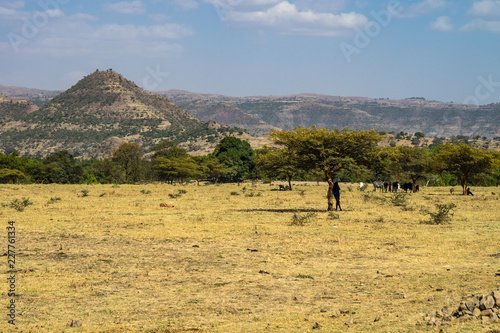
[333,179,342,211]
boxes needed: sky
[0,0,499,105]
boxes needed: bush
[391,192,408,207]
[291,212,317,226]
[47,197,61,205]
[80,189,90,197]
[422,203,456,225]
[9,197,33,212]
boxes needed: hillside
[161,90,500,139]
[0,71,250,159]
[0,93,38,121]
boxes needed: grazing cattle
[401,182,413,193]
[279,185,291,191]
[450,188,454,195]
[160,203,174,207]
[392,182,400,192]
[383,182,389,192]
[373,181,384,192]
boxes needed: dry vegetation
[0,182,499,332]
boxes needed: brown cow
[450,188,454,196]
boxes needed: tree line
[1,127,500,207]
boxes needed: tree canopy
[268,127,382,211]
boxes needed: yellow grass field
[0,182,499,332]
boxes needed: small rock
[480,295,496,310]
[481,309,494,317]
[473,308,481,317]
[491,290,500,305]
[330,309,341,318]
[465,301,476,312]
[482,316,491,324]
[67,320,82,327]
[312,322,322,329]
[345,318,353,326]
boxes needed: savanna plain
[0,182,499,332]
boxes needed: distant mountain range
[159,90,500,138]
[1,75,500,159]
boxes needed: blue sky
[0,0,499,104]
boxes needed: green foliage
[80,189,90,197]
[328,212,340,220]
[8,197,33,212]
[230,191,240,196]
[213,137,256,181]
[421,203,456,225]
[168,189,187,199]
[391,192,408,207]
[434,144,500,195]
[290,212,317,226]
[47,197,61,205]
[140,189,152,194]
[112,142,143,183]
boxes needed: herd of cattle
[372,181,419,193]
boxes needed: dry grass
[0,182,499,332]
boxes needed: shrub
[291,212,317,226]
[230,191,240,196]
[391,192,408,207]
[421,203,456,225]
[47,197,61,205]
[9,197,33,212]
[328,212,340,220]
[140,189,152,194]
[80,189,90,197]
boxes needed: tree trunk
[461,176,467,195]
[288,176,293,191]
[325,170,334,211]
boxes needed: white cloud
[0,6,19,17]
[171,0,198,10]
[221,1,367,36]
[95,23,193,40]
[430,16,453,31]
[460,18,500,32]
[1,1,24,9]
[469,1,500,18]
[397,0,448,18]
[103,0,145,14]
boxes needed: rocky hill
[0,71,249,159]
[161,90,500,139]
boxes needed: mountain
[0,93,38,121]
[0,71,250,159]
[161,90,500,139]
[0,85,61,107]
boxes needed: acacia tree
[380,146,432,192]
[257,147,302,190]
[268,127,382,211]
[434,143,500,195]
[154,156,204,183]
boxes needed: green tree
[198,156,233,184]
[152,141,188,160]
[213,137,256,181]
[154,156,204,183]
[268,127,382,211]
[112,142,143,183]
[256,147,302,190]
[41,151,83,184]
[434,144,500,195]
